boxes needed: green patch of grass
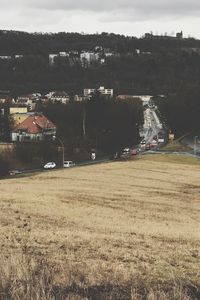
[162,141,192,152]
[143,154,200,165]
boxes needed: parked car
[130,149,138,155]
[158,138,165,143]
[44,162,56,169]
[9,170,22,176]
[63,161,75,168]
[123,147,130,152]
[145,143,151,150]
[120,148,131,159]
[140,140,146,145]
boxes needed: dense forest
[154,84,200,136]
[1,30,200,55]
[40,94,144,155]
[1,30,200,97]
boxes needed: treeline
[154,84,200,136]
[1,31,200,55]
[40,95,144,155]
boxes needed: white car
[140,140,146,145]
[63,161,75,168]
[158,138,165,143]
[44,162,56,169]
[9,170,22,176]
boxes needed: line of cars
[9,160,76,175]
[140,131,166,151]
[43,161,75,169]
[113,147,139,160]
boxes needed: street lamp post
[82,104,86,139]
[194,136,198,156]
[53,135,65,167]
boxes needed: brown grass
[0,155,200,299]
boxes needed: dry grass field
[0,154,200,299]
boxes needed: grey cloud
[26,0,200,12]
[0,0,200,36]
[2,0,200,17]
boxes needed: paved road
[140,104,166,148]
[7,157,110,178]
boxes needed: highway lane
[7,157,111,178]
[141,104,165,149]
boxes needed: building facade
[11,114,56,142]
[84,86,113,98]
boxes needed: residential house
[80,51,98,66]
[59,52,69,57]
[11,112,30,126]
[17,94,40,111]
[11,114,56,142]
[0,91,15,105]
[48,91,70,104]
[10,105,28,115]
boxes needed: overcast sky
[1,0,200,38]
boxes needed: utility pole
[53,135,65,167]
[83,105,86,138]
[194,136,198,156]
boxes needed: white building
[15,55,24,59]
[17,94,40,111]
[80,51,98,65]
[0,56,12,60]
[59,52,68,57]
[84,86,114,98]
[48,91,70,104]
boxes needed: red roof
[14,114,56,134]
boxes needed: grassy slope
[0,155,200,299]
[162,141,192,152]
